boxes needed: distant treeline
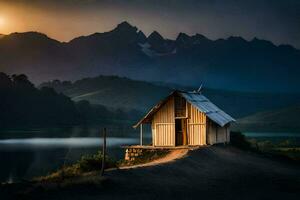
[0,72,142,128]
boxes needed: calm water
[0,137,138,149]
[0,125,154,183]
[0,137,140,183]
[0,125,140,139]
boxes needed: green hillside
[40,76,172,112]
[235,105,300,132]
[40,75,300,119]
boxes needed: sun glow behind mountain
[0,16,5,27]
[0,0,299,48]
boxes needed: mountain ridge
[0,21,299,92]
[2,22,298,50]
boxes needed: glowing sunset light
[0,16,5,27]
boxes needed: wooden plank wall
[187,103,206,145]
[226,126,230,142]
[207,120,216,144]
[207,120,230,144]
[152,97,175,146]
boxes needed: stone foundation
[123,145,193,161]
[124,147,144,161]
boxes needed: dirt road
[120,149,189,169]
[2,145,300,200]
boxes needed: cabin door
[175,119,187,146]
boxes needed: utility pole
[100,128,106,176]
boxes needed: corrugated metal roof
[180,92,235,127]
[133,90,235,128]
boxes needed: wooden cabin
[133,91,235,147]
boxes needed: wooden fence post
[140,124,143,146]
[100,128,106,176]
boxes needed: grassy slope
[40,75,300,119]
[235,104,300,132]
[40,76,172,112]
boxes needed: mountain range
[1,21,300,92]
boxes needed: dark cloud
[1,0,299,48]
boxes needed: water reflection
[0,137,139,183]
[0,137,138,149]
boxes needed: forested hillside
[0,73,141,128]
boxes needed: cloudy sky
[0,0,299,48]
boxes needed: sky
[0,0,299,48]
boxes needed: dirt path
[1,146,300,200]
[120,149,189,169]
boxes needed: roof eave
[132,91,176,129]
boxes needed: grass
[7,151,117,197]
[37,148,171,183]
[268,147,300,161]
[37,151,116,182]
[230,131,300,162]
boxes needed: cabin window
[175,95,187,118]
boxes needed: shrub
[37,151,116,182]
[257,140,275,150]
[76,151,116,172]
[230,131,252,150]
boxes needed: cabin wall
[150,95,230,146]
[187,103,206,145]
[207,120,216,144]
[207,119,230,145]
[151,96,175,146]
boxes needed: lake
[1,129,298,183]
[0,125,141,139]
[0,126,154,183]
[0,137,142,183]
